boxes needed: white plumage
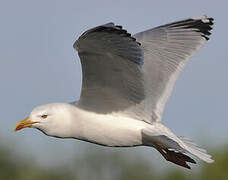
[15,15,214,169]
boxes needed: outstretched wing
[134,15,214,122]
[74,23,146,118]
[74,16,214,123]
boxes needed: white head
[14,103,75,138]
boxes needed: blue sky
[1,0,227,168]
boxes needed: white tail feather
[179,136,214,163]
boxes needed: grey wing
[134,15,214,122]
[74,23,146,118]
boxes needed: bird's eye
[41,115,48,119]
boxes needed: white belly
[72,110,148,147]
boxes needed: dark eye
[41,115,48,119]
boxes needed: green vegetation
[0,144,228,180]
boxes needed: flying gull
[15,15,214,169]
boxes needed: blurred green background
[1,143,228,180]
[1,0,227,179]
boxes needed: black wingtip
[192,16,214,41]
[169,15,214,41]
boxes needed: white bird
[15,15,214,169]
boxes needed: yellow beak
[14,117,37,131]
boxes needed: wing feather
[74,16,214,123]
[74,23,145,116]
[134,15,214,122]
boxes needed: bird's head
[14,103,74,138]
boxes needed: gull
[15,15,214,169]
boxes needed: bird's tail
[179,136,214,163]
[142,124,214,169]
